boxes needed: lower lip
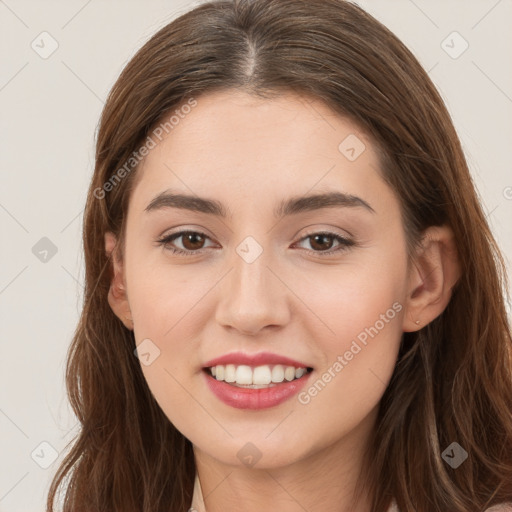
[203,369,313,410]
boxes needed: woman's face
[117,90,410,469]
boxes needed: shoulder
[388,501,512,511]
[388,500,399,512]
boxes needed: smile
[205,364,313,387]
[202,365,313,410]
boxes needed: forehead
[129,89,392,216]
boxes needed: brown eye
[180,232,206,250]
[309,233,336,251]
[295,231,354,256]
[157,230,215,256]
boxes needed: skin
[105,90,460,512]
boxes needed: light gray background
[1,1,511,510]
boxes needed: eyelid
[156,227,355,257]
[292,229,355,256]
[156,229,216,255]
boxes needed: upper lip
[203,351,312,369]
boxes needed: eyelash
[156,230,355,257]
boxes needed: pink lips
[203,351,312,369]
[202,351,313,410]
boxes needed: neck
[191,408,377,512]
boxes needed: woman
[47,1,512,511]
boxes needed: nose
[214,244,291,336]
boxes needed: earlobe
[105,231,134,330]
[402,225,461,332]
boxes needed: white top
[189,473,205,512]
[189,472,512,511]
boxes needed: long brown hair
[47,1,512,510]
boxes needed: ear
[105,231,133,330]
[402,225,461,332]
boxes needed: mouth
[202,364,314,410]
[202,364,314,388]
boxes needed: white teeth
[224,364,236,383]
[271,364,285,383]
[208,364,310,386]
[253,366,272,385]
[284,366,296,381]
[235,365,253,384]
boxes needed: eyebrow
[144,189,375,218]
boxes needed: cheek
[291,248,406,409]
[125,252,211,403]
[299,281,405,427]
[127,252,214,340]
[127,265,209,432]
[129,271,208,398]
[293,246,406,347]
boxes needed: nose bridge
[215,234,290,333]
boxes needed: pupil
[311,234,332,251]
[185,233,203,249]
